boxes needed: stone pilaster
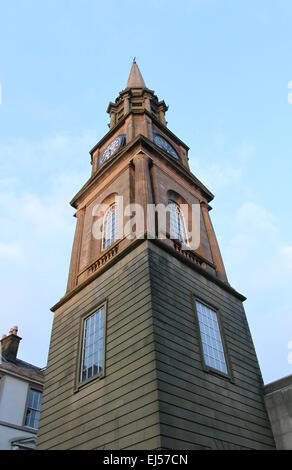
[92,150,99,175]
[133,152,154,238]
[66,207,85,292]
[109,112,116,129]
[145,115,153,140]
[200,201,228,283]
[126,114,135,143]
[124,92,130,114]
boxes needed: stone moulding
[88,245,119,274]
[80,238,212,282]
[173,240,210,269]
[51,238,246,313]
[77,241,121,282]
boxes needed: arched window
[168,200,187,244]
[102,203,118,250]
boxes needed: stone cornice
[71,134,141,208]
[51,238,246,313]
[89,107,190,157]
[71,134,214,208]
[51,238,145,312]
[142,135,213,201]
[153,239,246,302]
[145,109,189,151]
[89,111,131,156]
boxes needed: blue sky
[0,0,292,383]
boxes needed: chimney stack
[0,326,22,362]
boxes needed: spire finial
[126,59,146,89]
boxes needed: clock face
[153,133,180,160]
[99,134,126,167]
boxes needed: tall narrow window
[195,300,228,374]
[168,200,187,244]
[81,306,105,383]
[24,389,42,429]
[102,203,118,250]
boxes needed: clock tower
[37,61,275,450]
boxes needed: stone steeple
[126,59,146,89]
[37,61,276,451]
[106,60,168,133]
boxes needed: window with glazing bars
[81,306,105,383]
[195,300,228,374]
[168,200,187,244]
[102,203,118,250]
[24,389,42,429]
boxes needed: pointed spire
[126,58,146,89]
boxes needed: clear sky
[0,0,292,384]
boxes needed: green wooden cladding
[37,241,275,450]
